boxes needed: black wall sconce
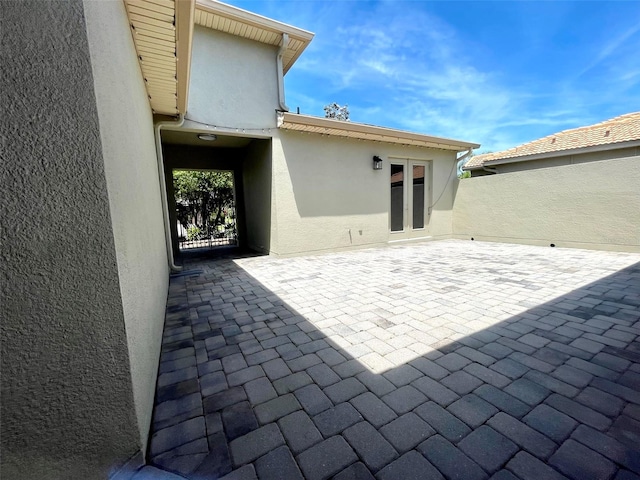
[373,156,383,170]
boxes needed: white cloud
[282,3,527,148]
[577,21,640,77]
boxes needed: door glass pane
[390,164,404,232]
[412,165,425,229]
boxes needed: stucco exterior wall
[453,156,640,252]
[83,0,169,459]
[470,145,640,176]
[188,26,280,129]
[1,1,141,478]
[271,130,459,256]
[243,140,273,253]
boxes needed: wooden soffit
[194,0,314,74]
[124,0,194,115]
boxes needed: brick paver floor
[148,240,640,480]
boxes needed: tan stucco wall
[1,1,142,478]
[243,140,273,253]
[453,156,640,252]
[84,0,170,459]
[188,26,280,129]
[270,131,459,256]
[470,145,640,176]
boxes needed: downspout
[482,166,498,174]
[155,115,184,272]
[276,33,290,112]
[457,148,474,165]
[455,148,474,179]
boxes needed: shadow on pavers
[148,244,640,480]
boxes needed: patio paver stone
[147,241,640,479]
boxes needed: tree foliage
[173,170,235,240]
[324,103,350,121]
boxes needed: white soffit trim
[194,0,314,74]
[124,0,194,116]
[279,113,480,152]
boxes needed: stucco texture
[271,130,459,256]
[188,26,280,129]
[1,1,140,478]
[453,156,640,252]
[84,0,170,458]
[243,140,273,253]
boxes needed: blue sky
[227,1,640,152]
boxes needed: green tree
[173,170,235,240]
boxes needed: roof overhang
[124,0,195,116]
[194,0,314,74]
[278,113,480,152]
[124,0,313,116]
[464,138,640,170]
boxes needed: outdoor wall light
[198,133,218,141]
[373,156,383,170]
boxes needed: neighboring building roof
[465,112,640,170]
[124,0,314,116]
[278,112,480,152]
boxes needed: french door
[389,159,430,239]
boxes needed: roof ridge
[465,111,640,169]
[554,111,640,135]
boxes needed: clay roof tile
[465,112,640,169]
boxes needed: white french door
[389,159,431,239]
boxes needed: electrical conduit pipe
[276,33,290,112]
[155,115,184,272]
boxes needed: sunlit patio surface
[146,240,640,480]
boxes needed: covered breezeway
[161,129,273,260]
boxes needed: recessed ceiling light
[198,133,217,141]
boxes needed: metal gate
[173,169,238,251]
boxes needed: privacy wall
[453,156,640,252]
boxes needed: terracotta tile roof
[465,112,640,169]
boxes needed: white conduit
[154,115,184,272]
[276,33,290,112]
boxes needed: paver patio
[147,240,640,480]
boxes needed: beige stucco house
[157,0,479,258]
[2,0,478,478]
[5,0,636,477]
